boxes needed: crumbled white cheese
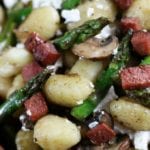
[26,109,32,116]
[112,45,119,55]
[87,7,94,17]
[46,57,63,75]
[134,131,150,150]
[114,122,150,150]
[55,29,63,36]
[32,0,63,9]
[95,24,116,40]
[96,3,104,9]
[61,9,80,23]
[0,41,6,52]
[88,121,99,129]
[3,0,18,9]
[94,86,118,112]
[21,0,31,4]
[96,2,109,10]
[16,43,25,49]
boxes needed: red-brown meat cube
[22,62,43,82]
[24,92,48,122]
[114,0,133,10]
[120,17,142,32]
[25,32,44,52]
[121,65,150,90]
[34,42,60,66]
[131,31,150,56]
[86,123,116,145]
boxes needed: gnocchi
[0,47,33,78]
[16,7,60,42]
[0,77,12,98]
[34,115,81,150]
[67,0,117,29]
[125,0,150,30]
[44,74,94,107]
[110,97,150,131]
[7,74,24,98]
[69,59,103,82]
[16,130,41,150]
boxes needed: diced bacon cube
[25,32,44,52]
[24,92,48,122]
[114,0,133,10]
[25,32,60,66]
[34,42,60,66]
[22,62,43,82]
[86,123,116,145]
[131,31,150,56]
[120,17,142,32]
[120,65,150,90]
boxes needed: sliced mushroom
[72,36,118,59]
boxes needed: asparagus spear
[96,30,132,92]
[126,88,150,107]
[71,95,97,121]
[53,17,109,51]
[0,7,32,49]
[62,0,80,9]
[140,56,150,65]
[71,31,132,120]
[0,59,62,122]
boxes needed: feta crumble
[95,24,116,40]
[87,7,94,17]
[3,0,18,9]
[32,0,63,9]
[61,9,80,23]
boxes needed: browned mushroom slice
[72,36,118,59]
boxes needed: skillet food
[0,0,150,149]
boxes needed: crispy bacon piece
[34,42,60,66]
[120,17,142,32]
[121,65,150,90]
[114,0,133,10]
[86,123,116,145]
[24,92,48,122]
[25,32,44,52]
[131,31,150,56]
[22,62,43,82]
[25,32,60,66]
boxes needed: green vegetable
[140,56,150,65]
[0,68,51,123]
[71,31,132,120]
[0,7,32,49]
[71,95,97,121]
[96,31,132,92]
[62,0,80,9]
[126,88,150,107]
[53,17,109,51]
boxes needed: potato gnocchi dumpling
[67,0,117,29]
[0,77,12,98]
[7,74,24,98]
[16,6,60,42]
[0,47,33,78]
[44,74,94,107]
[110,98,150,131]
[16,130,41,150]
[125,0,150,30]
[34,115,81,150]
[69,59,103,82]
